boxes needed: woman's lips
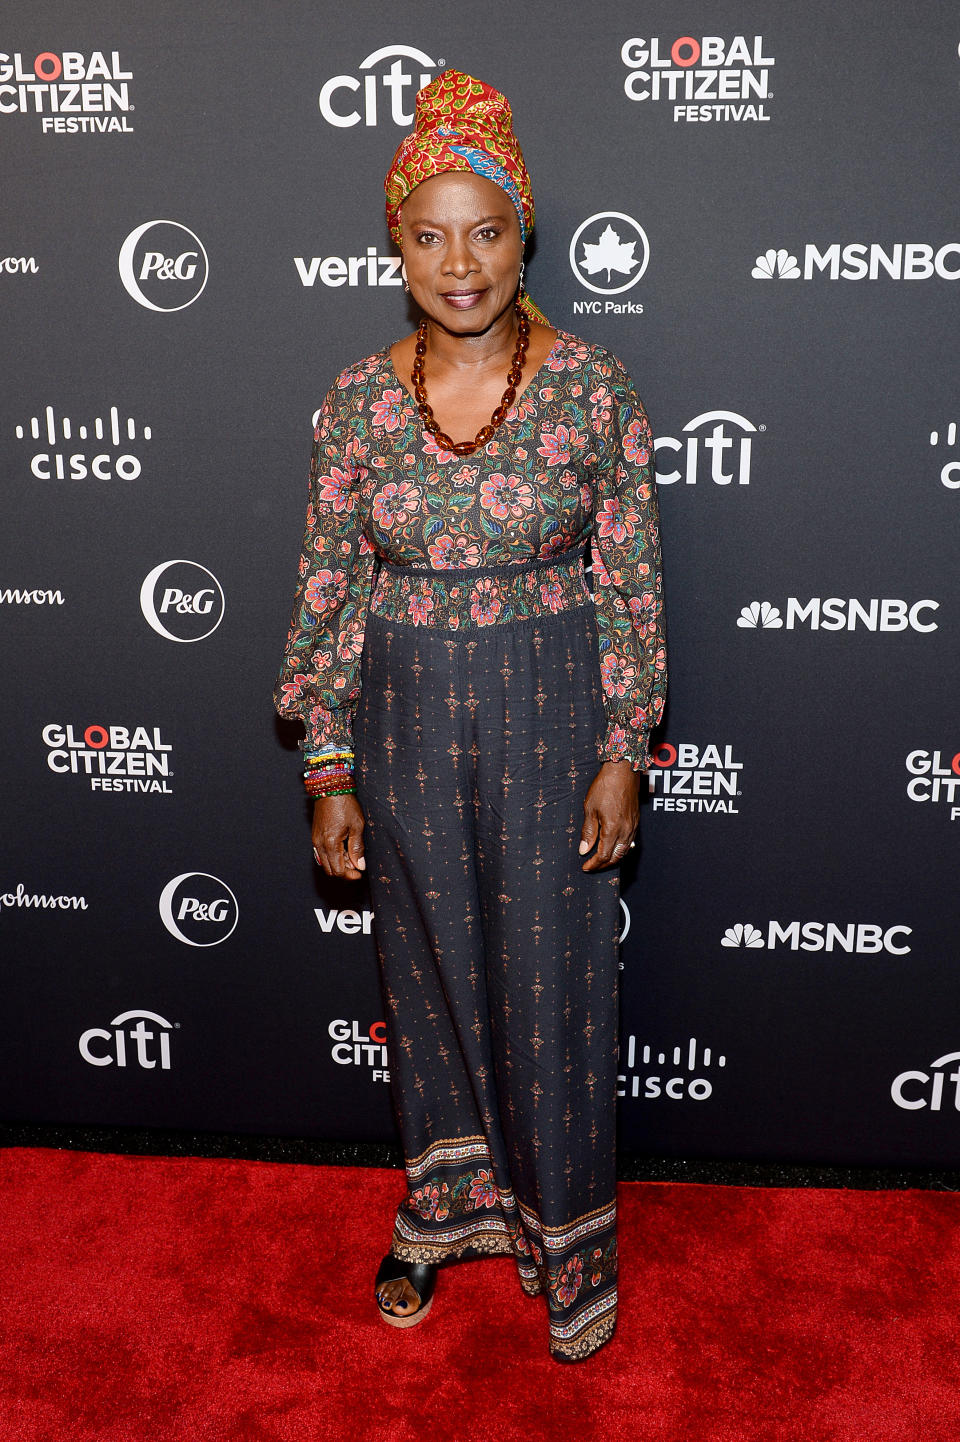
[440,289,487,310]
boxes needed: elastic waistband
[369,544,593,632]
[378,543,588,580]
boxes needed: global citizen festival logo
[648,742,742,814]
[570,212,649,314]
[721,922,912,955]
[79,1010,174,1070]
[318,45,438,127]
[752,243,960,281]
[159,874,238,948]
[140,560,225,643]
[655,411,760,486]
[737,599,939,632]
[15,404,151,481]
[621,35,773,123]
[329,1019,390,1082]
[905,750,960,821]
[119,222,208,312]
[43,723,173,794]
[618,1035,726,1102]
[0,49,133,133]
[930,422,960,489]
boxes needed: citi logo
[930,423,960,489]
[655,410,759,485]
[140,560,225,643]
[891,1052,960,1111]
[319,45,438,128]
[1,255,37,274]
[159,874,238,947]
[618,1035,726,1102]
[648,742,742,815]
[15,404,151,481]
[79,1010,173,1070]
[753,243,960,281]
[295,249,403,289]
[722,922,912,955]
[329,1019,390,1081]
[119,221,208,312]
[737,598,939,632]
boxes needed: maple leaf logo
[579,224,640,283]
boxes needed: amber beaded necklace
[411,304,530,458]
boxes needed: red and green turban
[384,69,546,323]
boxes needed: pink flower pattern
[274,332,665,768]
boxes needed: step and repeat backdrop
[2,0,957,1168]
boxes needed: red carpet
[0,1148,958,1441]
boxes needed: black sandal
[374,1253,438,1328]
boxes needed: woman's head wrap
[384,69,547,323]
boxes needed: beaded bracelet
[303,746,355,800]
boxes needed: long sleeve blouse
[274,330,666,770]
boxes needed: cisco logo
[618,1035,726,1102]
[15,404,151,482]
[930,423,960,489]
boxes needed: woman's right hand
[312,794,366,880]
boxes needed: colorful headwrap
[384,69,547,323]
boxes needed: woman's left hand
[579,760,641,871]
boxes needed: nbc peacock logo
[752,249,800,279]
[737,601,782,628]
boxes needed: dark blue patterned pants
[354,571,622,1361]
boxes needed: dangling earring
[401,261,410,293]
[518,259,525,298]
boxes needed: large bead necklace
[411,304,530,458]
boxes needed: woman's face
[399,171,524,334]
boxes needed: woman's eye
[477,227,501,241]
[415,231,441,245]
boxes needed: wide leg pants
[353,597,622,1362]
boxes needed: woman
[274,69,666,1362]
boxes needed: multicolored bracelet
[303,747,356,800]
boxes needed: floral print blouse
[274,330,666,770]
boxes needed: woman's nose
[443,235,479,277]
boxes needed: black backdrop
[2,0,958,1167]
